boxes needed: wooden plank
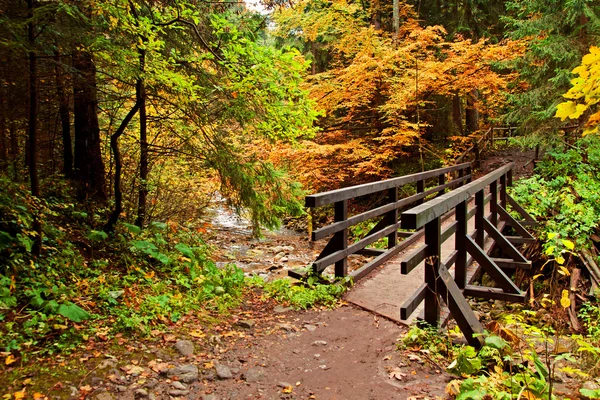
[311,174,471,240]
[387,188,399,248]
[506,236,536,245]
[334,200,348,277]
[482,218,528,263]
[401,244,428,275]
[455,200,467,289]
[356,248,385,257]
[349,229,423,281]
[497,205,534,239]
[436,264,484,348]
[424,218,441,326]
[465,236,521,294]
[314,222,400,271]
[441,221,457,244]
[401,163,514,230]
[401,283,428,320]
[507,194,536,223]
[490,258,532,269]
[306,163,472,207]
[464,286,526,303]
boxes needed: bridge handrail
[401,163,514,230]
[305,163,472,208]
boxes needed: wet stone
[167,364,199,383]
[236,320,255,329]
[171,381,187,390]
[168,389,190,397]
[175,340,194,357]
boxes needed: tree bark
[28,0,42,256]
[0,84,7,171]
[54,51,73,178]
[73,51,107,202]
[465,89,479,134]
[105,95,141,232]
[135,49,148,228]
[452,91,463,135]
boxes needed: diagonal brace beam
[497,205,534,240]
[483,218,528,263]
[436,264,484,348]
[465,236,521,294]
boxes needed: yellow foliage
[555,46,600,135]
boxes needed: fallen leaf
[389,367,407,381]
[33,393,45,399]
[14,391,25,400]
[5,355,16,365]
[282,386,293,394]
[383,355,392,361]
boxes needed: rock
[148,394,156,400]
[175,340,194,357]
[304,324,317,332]
[116,385,128,393]
[144,379,159,389]
[202,395,219,400]
[273,305,292,313]
[168,389,190,396]
[171,381,187,390]
[312,340,328,346]
[134,389,148,397]
[277,382,292,388]
[93,393,115,400]
[242,367,264,383]
[167,364,199,383]
[279,256,289,263]
[277,323,297,332]
[215,364,233,380]
[236,320,255,329]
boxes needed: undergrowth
[0,176,345,361]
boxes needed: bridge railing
[400,162,536,346]
[293,163,473,281]
[455,126,519,167]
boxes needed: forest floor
[1,147,539,400]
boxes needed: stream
[204,196,320,280]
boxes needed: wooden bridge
[293,161,537,347]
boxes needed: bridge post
[387,188,398,248]
[500,174,507,209]
[333,200,348,277]
[475,190,485,247]
[490,179,498,227]
[437,173,446,197]
[455,200,467,289]
[416,179,424,205]
[424,217,441,326]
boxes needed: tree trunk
[9,121,18,180]
[452,91,463,135]
[73,51,106,202]
[105,94,141,232]
[465,89,479,134]
[135,49,148,228]
[0,85,7,171]
[392,0,399,37]
[28,0,42,256]
[54,51,73,178]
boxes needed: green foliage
[501,0,600,135]
[579,301,600,339]
[259,274,348,310]
[510,135,600,254]
[349,220,388,249]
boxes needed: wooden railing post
[500,174,507,209]
[490,179,498,227]
[473,142,480,168]
[424,217,441,325]
[416,179,424,205]
[466,165,472,183]
[437,173,446,197]
[475,190,485,247]
[334,200,348,277]
[455,200,467,289]
[387,188,398,248]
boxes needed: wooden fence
[292,163,473,281]
[399,162,536,346]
